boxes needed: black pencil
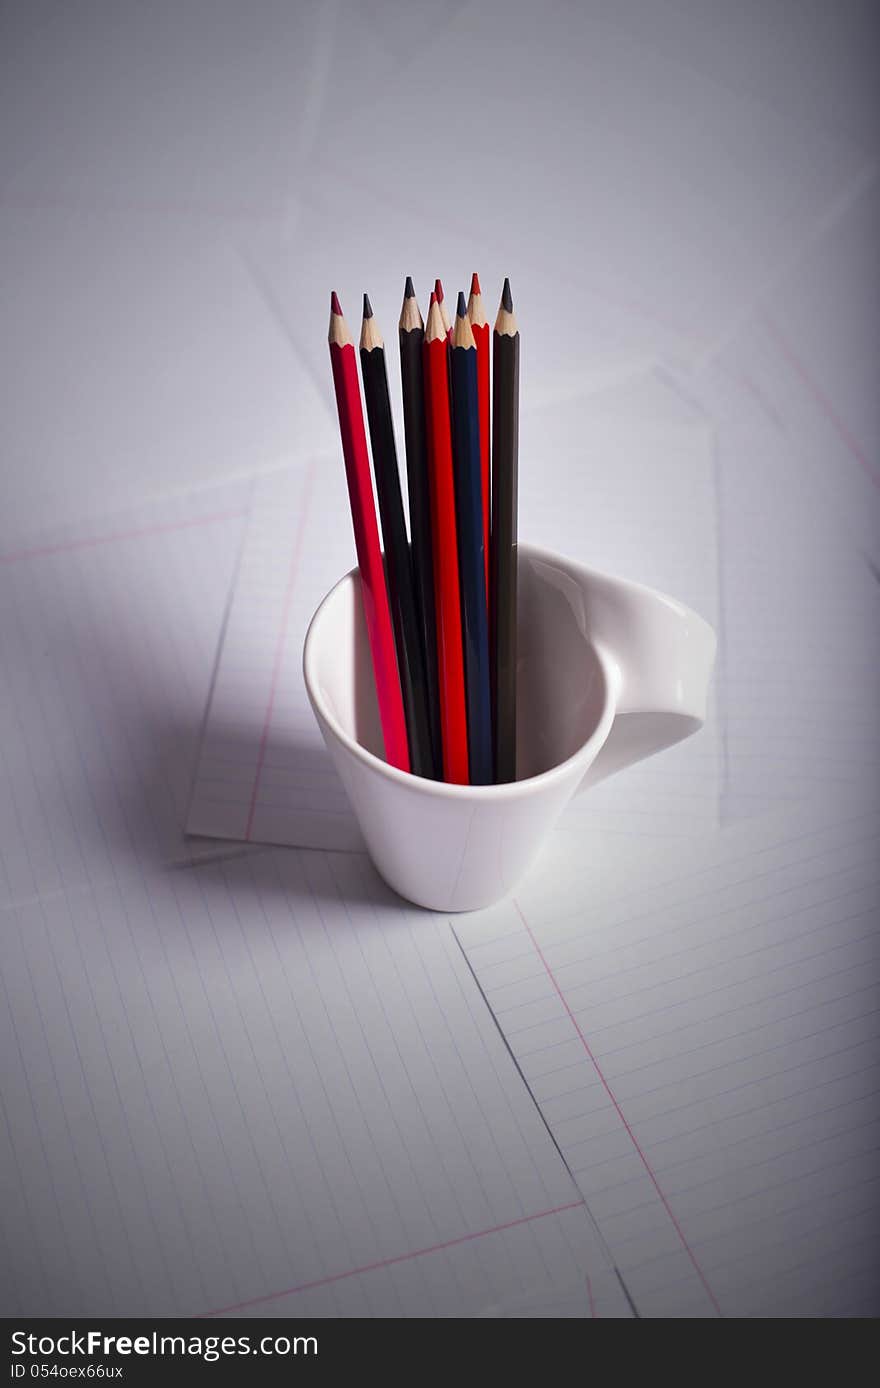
[360,294,433,777]
[450,291,492,785]
[398,278,442,778]
[491,277,519,783]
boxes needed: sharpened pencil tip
[404,276,415,299]
[501,278,513,312]
[429,290,438,304]
[362,292,373,319]
[470,272,481,296]
[456,290,467,318]
[434,278,444,303]
[330,290,342,316]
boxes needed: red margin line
[243,461,318,841]
[198,1198,586,1317]
[763,315,880,490]
[0,508,248,565]
[514,900,723,1317]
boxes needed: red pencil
[423,293,469,783]
[467,272,490,599]
[434,278,453,346]
[328,292,410,772]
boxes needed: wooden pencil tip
[429,290,438,304]
[330,290,342,316]
[501,278,513,312]
[456,290,467,318]
[470,271,481,296]
[362,292,373,319]
[404,276,415,299]
[434,278,444,302]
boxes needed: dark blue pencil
[450,291,493,784]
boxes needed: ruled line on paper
[449,919,640,1315]
[0,841,631,1317]
[762,314,879,490]
[0,509,250,567]
[244,459,318,840]
[456,810,880,1317]
[199,1197,587,1317]
[186,459,368,853]
[0,482,256,914]
[512,901,723,1317]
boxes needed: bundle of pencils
[327,276,519,786]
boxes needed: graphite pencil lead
[501,277,513,312]
[362,292,373,319]
[456,290,468,318]
[404,275,415,299]
[330,290,342,316]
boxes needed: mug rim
[302,542,620,802]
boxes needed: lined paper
[310,0,867,366]
[711,401,880,826]
[187,408,720,851]
[2,0,876,1326]
[656,181,880,826]
[0,207,333,544]
[711,179,880,563]
[186,457,366,851]
[0,482,255,911]
[0,483,634,1317]
[519,404,721,840]
[0,847,629,1317]
[456,808,880,1317]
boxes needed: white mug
[304,544,716,911]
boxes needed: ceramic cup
[303,544,716,911]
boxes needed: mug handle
[575,566,717,792]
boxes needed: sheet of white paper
[709,395,880,826]
[0,483,257,912]
[603,0,879,156]
[0,2,458,222]
[0,207,333,543]
[0,490,630,1318]
[186,458,365,851]
[187,408,720,851]
[520,404,722,841]
[705,181,880,565]
[455,805,880,1317]
[0,848,630,1317]
[652,180,880,826]
[310,0,869,366]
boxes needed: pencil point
[456,290,467,318]
[501,278,513,312]
[404,276,415,299]
[470,272,481,296]
[429,290,438,304]
[330,290,342,316]
[434,278,444,303]
[362,292,373,320]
